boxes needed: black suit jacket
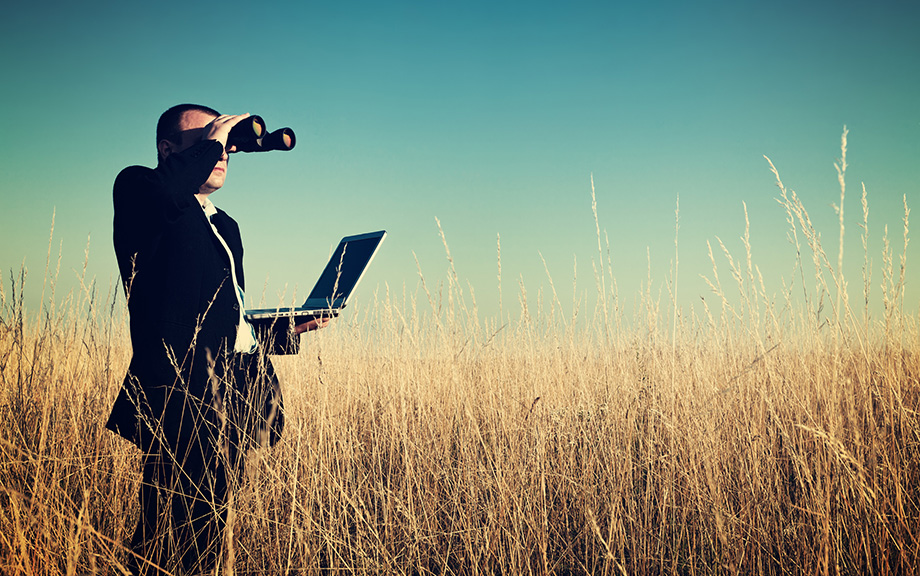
[107,140,295,450]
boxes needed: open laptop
[245,230,386,325]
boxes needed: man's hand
[294,317,330,334]
[202,113,250,152]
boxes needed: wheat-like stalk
[1,131,918,575]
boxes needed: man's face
[168,109,229,194]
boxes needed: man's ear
[157,139,173,160]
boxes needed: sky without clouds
[1,1,917,329]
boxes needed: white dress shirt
[201,197,257,354]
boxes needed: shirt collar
[200,196,218,219]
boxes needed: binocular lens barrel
[226,115,295,152]
[228,115,265,141]
[261,128,296,151]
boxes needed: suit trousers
[127,424,243,575]
[125,350,279,575]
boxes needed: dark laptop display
[245,230,386,323]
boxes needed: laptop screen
[306,231,385,307]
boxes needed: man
[107,104,323,575]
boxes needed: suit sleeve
[252,320,301,355]
[113,141,224,288]
[116,140,223,222]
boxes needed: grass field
[1,137,918,574]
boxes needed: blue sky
[1,1,917,327]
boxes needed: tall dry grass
[1,132,918,575]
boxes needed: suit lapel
[209,209,245,289]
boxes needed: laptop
[245,230,386,325]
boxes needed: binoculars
[227,115,296,152]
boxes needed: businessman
[107,104,324,575]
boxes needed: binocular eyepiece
[227,115,296,152]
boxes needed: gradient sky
[1,1,918,328]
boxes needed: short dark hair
[156,103,220,160]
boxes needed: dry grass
[1,134,918,574]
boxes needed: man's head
[156,104,229,195]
